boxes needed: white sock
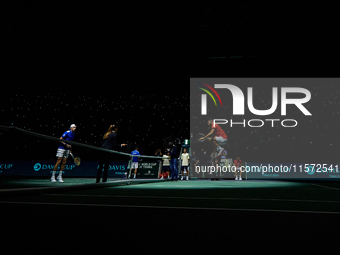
[51,171,56,178]
[58,171,63,178]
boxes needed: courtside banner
[135,162,160,179]
[190,78,340,180]
[0,161,128,178]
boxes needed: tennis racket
[196,133,209,142]
[70,153,81,166]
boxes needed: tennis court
[1,178,340,246]
[3,179,340,213]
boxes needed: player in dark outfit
[96,124,127,183]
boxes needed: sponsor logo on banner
[33,162,75,171]
[0,160,128,177]
[0,164,13,170]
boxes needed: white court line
[44,193,340,204]
[1,200,340,215]
[310,183,340,191]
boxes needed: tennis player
[169,141,179,181]
[161,151,171,179]
[51,124,76,182]
[96,124,127,183]
[181,148,190,180]
[199,118,228,157]
[234,156,242,181]
[130,146,140,178]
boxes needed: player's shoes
[217,147,225,157]
[235,176,239,181]
[181,176,183,180]
[186,176,189,181]
[50,177,56,182]
[57,176,64,183]
[239,176,242,181]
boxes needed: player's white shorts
[215,136,228,146]
[56,148,70,158]
[131,162,138,169]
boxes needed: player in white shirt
[161,152,171,179]
[181,148,190,180]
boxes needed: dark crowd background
[0,92,189,157]
[1,2,189,157]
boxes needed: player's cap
[70,124,77,128]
